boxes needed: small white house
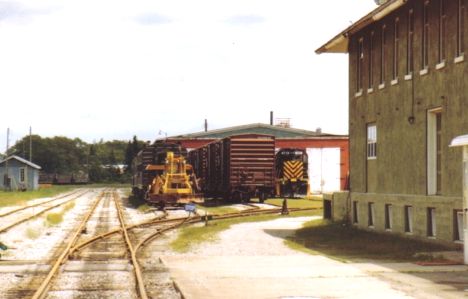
[0,155,41,190]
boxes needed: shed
[0,155,41,191]
[166,123,349,193]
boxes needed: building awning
[316,0,407,54]
[450,135,468,147]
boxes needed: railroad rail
[31,190,105,299]
[0,189,86,218]
[112,191,148,299]
[71,203,318,253]
[0,189,91,234]
[30,189,180,299]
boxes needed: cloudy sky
[0,0,376,151]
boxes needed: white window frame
[367,124,377,159]
[427,108,442,195]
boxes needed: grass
[196,205,239,215]
[286,219,453,262]
[263,198,323,209]
[0,185,79,207]
[137,204,151,213]
[45,199,76,226]
[25,227,42,239]
[170,209,322,252]
[46,212,64,225]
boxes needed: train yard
[0,187,317,298]
[0,185,465,298]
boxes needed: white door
[307,148,341,193]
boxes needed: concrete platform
[162,255,454,299]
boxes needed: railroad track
[2,190,317,298]
[0,189,86,218]
[27,189,184,299]
[0,189,91,234]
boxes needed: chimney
[204,119,208,132]
[270,111,273,125]
[316,127,322,134]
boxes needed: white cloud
[0,0,376,151]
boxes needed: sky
[0,0,377,152]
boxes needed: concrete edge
[160,256,187,299]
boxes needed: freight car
[189,134,276,203]
[275,148,309,197]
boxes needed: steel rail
[0,189,87,218]
[112,191,148,299]
[30,191,105,299]
[70,214,180,255]
[0,192,89,233]
[135,217,193,252]
[72,206,318,253]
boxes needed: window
[427,108,442,195]
[438,0,446,64]
[422,1,430,70]
[385,204,393,230]
[367,124,377,159]
[404,205,413,233]
[20,168,25,183]
[380,25,386,85]
[427,207,436,237]
[353,201,359,224]
[357,38,364,93]
[407,9,414,75]
[457,0,465,58]
[368,202,375,227]
[454,210,464,241]
[393,18,399,81]
[369,31,374,90]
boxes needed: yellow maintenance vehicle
[145,151,202,209]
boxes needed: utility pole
[29,126,32,161]
[5,128,9,191]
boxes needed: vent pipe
[204,119,208,132]
[270,111,273,125]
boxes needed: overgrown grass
[46,213,64,225]
[286,219,452,262]
[25,227,41,239]
[170,209,321,252]
[0,185,79,207]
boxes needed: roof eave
[315,0,406,54]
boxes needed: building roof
[316,0,406,54]
[0,155,42,170]
[167,123,347,140]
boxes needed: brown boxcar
[190,134,275,202]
